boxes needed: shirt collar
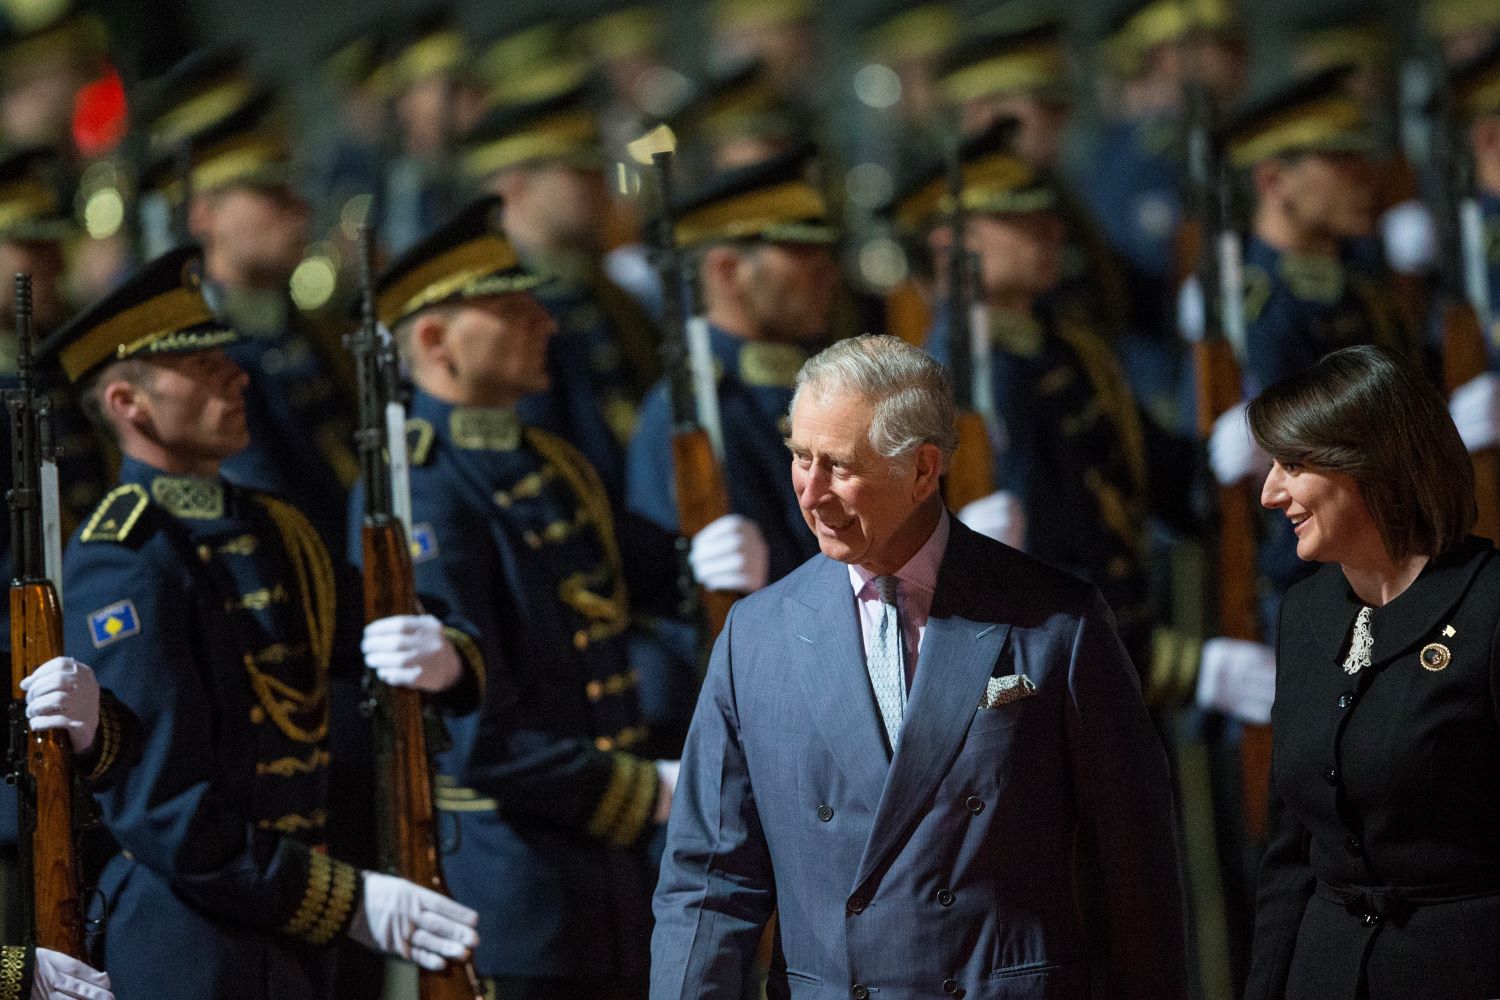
[848,508,950,599]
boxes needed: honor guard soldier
[48,246,483,1000]
[459,82,662,507]
[361,196,697,1000]
[140,59,357,553]
[626,145,832,588]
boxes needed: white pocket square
[980,673,1036,709]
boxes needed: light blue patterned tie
[867,575,907,752]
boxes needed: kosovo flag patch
[410,523,438,564]
[88,600,141,648]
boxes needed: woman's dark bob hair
[1247,344,1475,563]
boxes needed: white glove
[653,759,680,825]
[689,514,769,593]
[956,491,1025,549]
[1208,401,1270,486]
[1177,274,1206,343]
[32,947,113,1000]
[348,871,480,971]
[1380,199,1437,275]
[361,615,463,693]
[1450,372,1500,454]
[21,657,99,754]
[1196,637,1276,725]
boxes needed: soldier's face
[0,239,66,331]
[737,243,839,344]
[196,186,310,285]
[443,294,557,405]
[134,350,250,464]
[1277,153,1378,239]
[498,164,609,254]
[787,387,943,574]
[949,211,1063,301]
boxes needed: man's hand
[653,759,680,825]
[1450,372,1500,454]
[21,657,100,754]
[956,491,1025,549]
[1197,638,1276,725]
[690,514,769,593]
[32,947,113,1000]
[348,872,480,971]
[1208,401,1271,486]
[362,615,463,693]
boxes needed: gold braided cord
[585,753,636,840]
[526,429,630,621]
[307,859,359,945]
[257,810,328,833]
[1055,318,1148,502]
[244,496,337,744]
[442,626,486,703]
[281,849,332,939]
[256,748,331,778]
[0,946,24,1000]
[86,694,123,782]
[611,755,660,847]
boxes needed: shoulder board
[80,484,150,544]
[406,418,435,466]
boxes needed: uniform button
[851,986,869,999]
[937,889,955,906]
[846,896,867,915]
[1338,692,1355,709]
[965,795,985,814]
[817,804,834,822]
[942,978,959,994]
[1361,912,1380,927]
[1324,766,1338,785]
[249,705,266,725]
[574,630,590,650]
[1345,835,1362,854]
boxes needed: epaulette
[407,417,435,466]
[80,484,150,544]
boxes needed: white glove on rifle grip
[348,871,480,971]
[361,614,463,692]
[690,514,770,593]
[32,947,114,1000]
[22,657,99,754]
[1208,402,1270,487]
[1197,637,1276,726]
[956,491,1026,550]
[1449,372,1500,454]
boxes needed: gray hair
[789,334,959,470]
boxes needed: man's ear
[409,311,451,370]
[1251,159,1285,201]
[100,376,146,429]
[911,441,945,501]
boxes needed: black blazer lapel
[786,556,890,814]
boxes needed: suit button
[965,795,984,814]
[942,979,959,994]
[937,889,955,906]
[1345,835,1362,854]
[847,896,867,914]
[1338,692,1355,709]
[1324,766,1338,785]
[817,804,834,822]
[852,986,869,999]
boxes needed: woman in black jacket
[1244,344,1500,1000]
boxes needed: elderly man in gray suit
[650,335,1188,1000]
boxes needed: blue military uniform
[627,327,816,585]
[351,392,660,984]
[65,459,366,1000]
[358,196,662,992]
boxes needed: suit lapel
[854,521,1012,889]
[786,557,889,813]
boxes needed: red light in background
[73,64,127,157]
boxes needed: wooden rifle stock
[1195,339,1271,840]
[362,523,482,1000]
[945,411,995,512]
[671,428,734,639]
[10,583,84,958]
[1442,303,1500,542]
